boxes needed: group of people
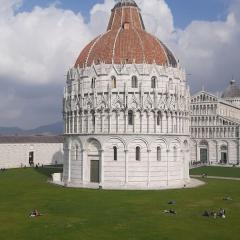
[0,168,6,172]
[162,198,229,219]
[203,208,226,219]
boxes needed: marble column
[124,150,128,185]
[100,150,104,186]
[147,150,151,187]
[68,146,71,183]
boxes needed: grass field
[0,168,240,240]
[190,166,240,178]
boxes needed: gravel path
[191,175,240,181]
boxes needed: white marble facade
[190,85,240,165]
[63,64,191,189]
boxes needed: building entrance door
[220,145,228,164]
[221,152,227,164]
[90,155,100,183]
[29,152,34,166]
[200,148,208,163]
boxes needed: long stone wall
[0,143,63,169]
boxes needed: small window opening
[128,111,134,125]
[157,112,161,126]
[75,146,79,161]
[157,147,161,161]
[151,76,156,88]
[123,22,130,30]
[92,113,95,128]
[132,76,138,88]
[91,77,96,89]
[136,147,141,161]
[174,146,177,161]
[113,146,118,161]
[112,76,117,88]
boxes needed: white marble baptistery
[62,0,191,189]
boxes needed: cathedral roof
[75,0,177,68]
[222,80,240,98]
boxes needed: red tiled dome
[75,0,177,68]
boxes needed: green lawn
[0,169,240,240]
[190,166,240,178]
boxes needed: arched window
[157,112,161,126]
[92,113,95,129]
[113,146,118,161]
[112,76,117,88]
[72,146,79,161]
[151,76,157,88]
[91,77,96,89]
[173,146,177,161]
[157,147,161,161]
[132,76,138,88]
[128,111,134,125]
[75,146,79,161]
[136,146,141,161]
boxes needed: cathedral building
[190,80,240,165]
[62,0,191,189]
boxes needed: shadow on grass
[34,165,63,178]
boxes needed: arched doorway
[220,145,228,164]
[87,139,101,183]
[199,140,208,164]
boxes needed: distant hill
[0,122,63,136]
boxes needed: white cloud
[0,2,93,84]
[0,0,22,20]
[171,12,240,91]
[88,0,114,35]
[137,0,174,42]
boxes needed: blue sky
[19,0,230,28]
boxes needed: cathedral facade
[191,80,240,165]
[62,0,191,189]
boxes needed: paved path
[191,175,240,181]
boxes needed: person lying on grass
[223,196,232,201]
[29,209,43,218]
[163,209,176,215]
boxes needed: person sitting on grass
[29,209,42,218]
[202,210,210,217]
[218,208,226,218]
[169,209,176,214]
[202,173,207,178]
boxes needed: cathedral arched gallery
[62,0,191,189]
